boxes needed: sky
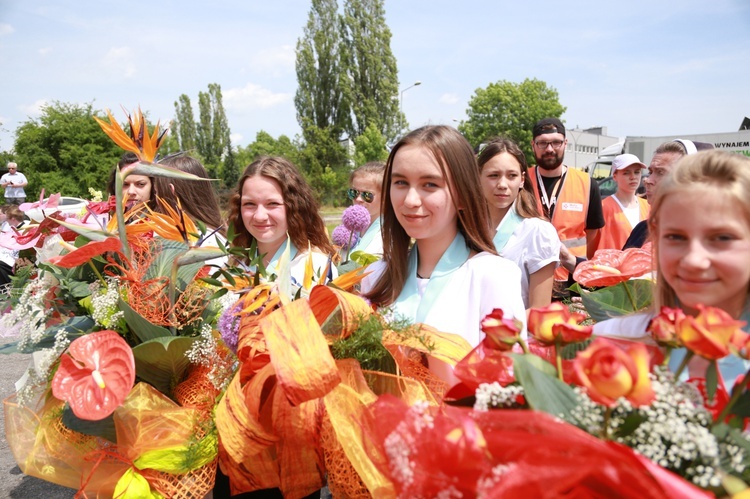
[1,0,749,154]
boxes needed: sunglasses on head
[347,188,374,204]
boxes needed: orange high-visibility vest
[528,166,590,281]
[597,196,650,251]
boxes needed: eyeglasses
[534,140,565,150]
[347,188,375,204]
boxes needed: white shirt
[499,217,560,308]
[361,252,527,347]
[1,172,27,198]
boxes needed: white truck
[586,129,750,180]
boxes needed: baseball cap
[611,154,646,175]
[532,118,566,138]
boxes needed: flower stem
[519,338,530,355]
[601,406,613,440]
[114,166,130,260]
[555,336,564,381]
[673,350,695,380]
[345,230,353,263]
[88,260,106,286]
[713,367,750,427]
[662,346,672,367]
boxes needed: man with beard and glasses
[527,118,604,299]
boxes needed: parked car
[24,196,88,222]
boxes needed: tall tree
[294,0,350,138]
[172,94,197,153]
[196,83,230,175]
[236,131,301,168]
[12,101,124,199]
[459,78,567,165]
[341,0,401,142]
[352,122,388,165]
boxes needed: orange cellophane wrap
[4,381,217,499]
[452,342,517,391]
[362,395,713,499]
[216,362,324,497]
[260,298,341,406]
[308,285,374,342]
[173,363,221,413]
[236,313,271,384]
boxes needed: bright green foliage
[196,84,230,178]
[295,0,350,138]
[297,121,349,206]
[459,78,566,165]
[172,94,198,153]
[13,101,123,199]
[236,131,302,169]
[222,140,239,190]
[342,0,401,142]
[353,123,388,165]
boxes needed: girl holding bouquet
[594,150,750,388]
[228,156,337,285]
[360,125,526,348]
[477,137,560,310]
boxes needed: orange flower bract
[573,246,652,288]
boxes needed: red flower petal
[573,247,652,287]
[48,237,122,268]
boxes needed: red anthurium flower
[51,330,135,420]
[677,305,746,360]
[47,237,122,268]
[480,308,522,351]
[648,307,686,348]
[574,338,655,407]
[573,246,652,288]
[528,302,589,345]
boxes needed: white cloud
[224,83,292,111]
[38,47,52,56]
[0,24,14,36]
[20,100,47,117]
[230,132,243,145]
[439,93,460,105]
[248,44,296,76]
[102,47,136,78]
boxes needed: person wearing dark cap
[597,154,650,251]
[623,139,715,249]
[527,117,604,298]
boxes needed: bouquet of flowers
[359,302,750,497]
[1,109,235,498]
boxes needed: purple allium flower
[332,224,360,250]
[218,301,242,354]
[341,205,371,233]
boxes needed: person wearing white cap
[597,154,650,251]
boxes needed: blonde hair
[649,150,750,310]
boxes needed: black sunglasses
[347,188,374,204]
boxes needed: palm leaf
[131,336,196,395]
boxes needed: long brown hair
[477,136,543,221]
[365,125,496,307]
[649,150,750,311]
[154,154,224,233]
[227,156,334,258]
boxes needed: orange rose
[573,338,655,407]
[551,322,593,344]
[528,302,589,345]
[480,308,522,351]
[676,305,746,360]
[647,307,685,348]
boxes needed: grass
[320,205,344,234]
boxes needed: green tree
[196,83,230,177]
[236,131,301,168]
[222,139,239,190]
[297,121,349,205]
[352,122,388,165]
[341,0,401,142]
[13,101,123,199]
[459,78,566,165]
[172,94,197,153]
[294,0,351,138]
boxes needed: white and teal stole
[492,203,523,253]
[352,217,382,253]
[264,239,298,277]
[393,232,471,323]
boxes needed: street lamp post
[399,81,421,131]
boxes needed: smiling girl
[360,126,526,348]
[594,150,750,387]
[228,156,336,285]
[478,137,560,310]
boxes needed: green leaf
[132,336,197,395]
[128,162,216,181]
[614,411,646,439]
[176,247,226,266]
[61,405,117,442]
[0,342,19,354]
[560,338,594,360]
[350,250,379,267]
[14,316,93,354]
[706,361,718,401]
[144,239,203,290]
[728,391,750,418]
[119,298,173,342]
[510,353,580,424]
[572,280,653,322]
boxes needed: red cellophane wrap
[361,394,713,499]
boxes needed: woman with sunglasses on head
[346,161,385,257]
[360,126,527,358]
[478,137,560,311]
